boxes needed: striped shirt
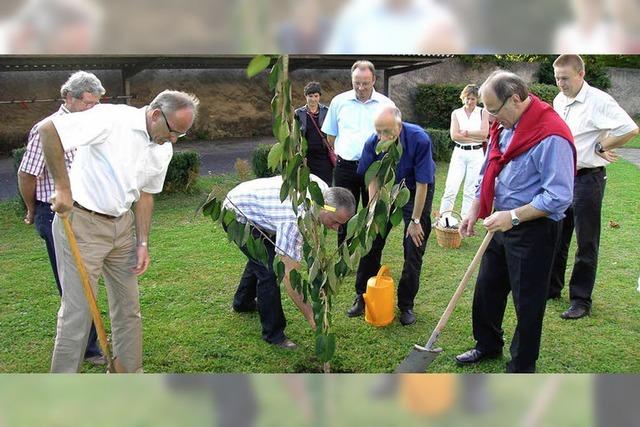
[223,175,328,262]
[19,105,75,203]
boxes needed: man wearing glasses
[455,71,576,373]
[39,89,199,372]
[18,70,105,366]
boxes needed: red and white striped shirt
[19,105,76,203]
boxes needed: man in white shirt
[550,54,638,319]
[321,60,394,245]
[39,90,199,372]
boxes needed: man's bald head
[374,106,403,143]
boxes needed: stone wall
[1,58,637,154]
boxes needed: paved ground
[2,142,638,201]
[0,137,275,200]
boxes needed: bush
[12,147,26,173]
[529,83,559,105]
[251,144,279,178]
[163,150,201,194]
[415,84,466,130]
[426,128,454,162]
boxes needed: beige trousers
[50,206,142,373]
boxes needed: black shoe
[560,304,590,319]
[232,298,258,313]
[399,309,416,326]
[346,295,365,317]
[273,338,297,350]
[455,349,502,365]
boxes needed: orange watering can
[363,265,395,327]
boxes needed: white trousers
[439,145,485,219]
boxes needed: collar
[561,80,589,106]
[141,106,153,142]
[60,104,71,114]
[348,88,383,103]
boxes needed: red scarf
[477,95,576,219]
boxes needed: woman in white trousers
[439,84,489,221]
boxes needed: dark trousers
[354,185,434,311]
[34,201,101,358]
[472,218,560,373]
[231,226,286,344]
[549,168,606,308]
[334,157,369,245]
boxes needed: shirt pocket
[499,156,531,191]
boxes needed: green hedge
[163,150,201,194]
[12,147,26,173]
[529,83,560,105]
[425,128,454,162]
[251,144,279,178]
[415,84,466,130]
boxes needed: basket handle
[438,210,462,221]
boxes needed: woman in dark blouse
[294,81,333,185]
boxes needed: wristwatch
[595,142,605,153]
[510,209,520,227]
[411,217,420,225]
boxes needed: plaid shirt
[223,175,328,262]
[19,105,75,203]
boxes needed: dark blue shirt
[357,122,436,191]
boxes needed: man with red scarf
[455,71,576,373]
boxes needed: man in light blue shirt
[321,60,394,244]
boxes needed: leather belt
[337,156,359,165]
[73,202,118,219]
[455,143,483,150]
[576,166,604,176]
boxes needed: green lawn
[1,160,638,373]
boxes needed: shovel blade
[395,348,440,373]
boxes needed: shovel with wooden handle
[61,216,126,373]
[395,231,494,373]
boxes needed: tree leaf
[374,199,388,231]
[202,197,217,217]
[210,199,222,222]
[222,208,236,226]
[364,160,381,186]
[268,142,283,171]
[253,236,269,267]
[246,55,272,78]
[308,181,324,206]
[395,187,410,208]
[267,57,282,90]
[279,179,290,202]
[390,207,404,226]
[289,269,302,292]
[274,259,285,283]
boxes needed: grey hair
[480,70,528,103]
[60,71,105,99]
[149,90,200,120]
[323,187,356,216]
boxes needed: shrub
[415,84,466,130]
[251,143,279,178]
[163,150,201,193]
[529,83,559,105]
[426,128,454,162]
[12,147,26,173]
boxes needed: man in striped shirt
[223,175,355,349]
[18,70,105,365]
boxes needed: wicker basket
[435,211,462,249]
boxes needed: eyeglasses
[160,109,187,138]
[487,96,510,116]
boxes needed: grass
[0,160,639,373]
